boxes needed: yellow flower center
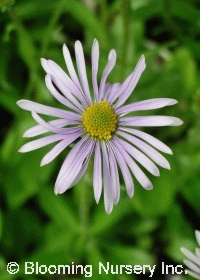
[82,100,117,140]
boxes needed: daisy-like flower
[17,39,183,214]
[181,230,200,279]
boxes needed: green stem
[163,0,182,43]
[73,161,93,258]
[8,5,19,26]
[40,0,68,57]
[79,159,93,231]
[9,7,39,99]
[120,0,129,80]
[99,0,107,30]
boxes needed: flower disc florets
[82,100,117,140]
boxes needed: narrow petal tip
[172,118,184,126]
[18,146,26,153]
[145,183,153,190]
[195,230,200,246]
[127,188,134,198]
[105,205,113,215]
[16,99,25,108]
[62,43,67,51]
[54,183,66,195]
[23,131,29,138]
[154,168,160,176]
[181,247,187,255]
[40,160,45,167]
[40,58,47,68]
[54,187,59,195]
[92,38,99,51]
[169,99,178,105]
[168,148,173,155]
[75,40,82,49]
[140,54,146,70]
[163,161,171,170]
[108,49,116,61]
[94,195,101,204]
[54,189,58,195]
[40,57,46,63]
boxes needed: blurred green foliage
[0,0,200,279]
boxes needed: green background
[0,0,200,279]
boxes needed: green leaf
[15,0,58,20]
[0,256,13,280]
[1,209,42,260]
[91,197,133,235]
[163,204,196,262]
[38,186,79,232]
[66,0,109,48]
[86,243,113,280]
[130,218,159,236]
[170,48,197,93]
[16,26,38,72]
[181,173,200,214]
[0,90,19,115]
[171,0,200,26]
[183,37,200,60]
[3,164,37,209]
[0,0,14,11]
[107,244,155,267]
[133,164,178,217]
[133,0,163,21]
[0,210,2,240]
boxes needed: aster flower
[181,230,200,279]
[17,39,183,214]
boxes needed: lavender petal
[107,83,121,104]
[196,231,200,247]
[41,130,83,166]
[185,269,200,280]
[56,136,88,180]
[62,44,83,90]
[107,142,120,205]
[181,248,200,267]
[115,55,146,109]
[111,138,134,198]
[119,128,172,154]
[113,137,153,190]
[102,142,114,214]
[118,130,170,169]
[184,260,200,274]
[31,111,83,135]
[19,134,65,153]
[98,49,117,101]
[50,74,86,110]
[75,41,92,104]
[120,115,183,126]
[92,39,99,101]
[55,139,93,194]
[42,58,88,106]
[93,141,102,203]
[116,133,160,176]
[17,99,81,121]
[116,98,178,115]
[23,119,69,138]
[45,74,83,113]
[70,141,95,188]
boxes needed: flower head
[181,230,200,279]
[17,39,183,213]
